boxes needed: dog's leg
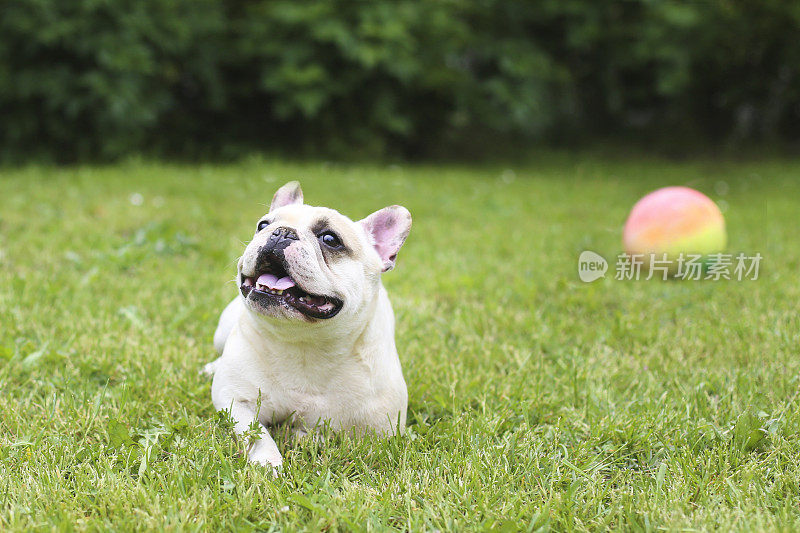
[226,400,283,473]
[213,297,243,355]
[200,358,219,378]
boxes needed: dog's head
[238,181,411,322]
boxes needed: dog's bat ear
[359,205,412,272]
[270,181,303,212]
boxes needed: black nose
[256,226,299,269]
[271,226,298,241]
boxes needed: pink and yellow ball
[623,186,726,260]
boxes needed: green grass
[0,155,798,531]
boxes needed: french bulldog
[204,181,411,470]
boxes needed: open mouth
[240,261,343,320]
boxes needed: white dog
[205,181,411,469]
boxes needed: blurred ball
[623,186,726,260]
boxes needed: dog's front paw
[200,360,217,379]
[248,441,283,476]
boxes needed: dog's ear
[359,205,412,272]
[270,181,303,212]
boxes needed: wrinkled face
[239,204,380,321]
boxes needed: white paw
[200,361,217,378]
[248,441,283,475]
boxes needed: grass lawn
[0,155,798,531]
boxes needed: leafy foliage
[1,0,799,160]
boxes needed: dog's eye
[256,220,270,232]
[319,231,343,249]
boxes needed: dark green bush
[1,0,798,161]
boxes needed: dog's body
[205,182,411,469]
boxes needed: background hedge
[2,0,799,161]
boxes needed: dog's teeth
[276,290,283,295]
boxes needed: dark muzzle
[255,226,298,271]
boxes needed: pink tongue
[256,273,295,290]
[256,273,277,288]
[274,276,295,290]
